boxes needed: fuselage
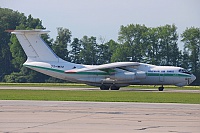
[24,60,196,87]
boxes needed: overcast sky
[1,0,200,49]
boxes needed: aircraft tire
[110,85,120,90]
[158,86,164,91]
[100,85,110,90]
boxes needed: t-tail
[8,29,63,62]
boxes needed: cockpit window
[179,69,191,74]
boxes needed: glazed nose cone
[191,74,196,83]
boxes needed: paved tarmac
[0,86,200,93]
[0,100,199,133]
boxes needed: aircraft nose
[191,74,196,82]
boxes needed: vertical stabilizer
[10,29,59,62]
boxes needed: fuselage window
[167,70,174,72]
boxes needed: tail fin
[9,29,59,62]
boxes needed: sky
[1,0,200,49]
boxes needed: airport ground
[0,86,200,93]
[0,85,199,133]
[0,100,199,133]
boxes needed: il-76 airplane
[9,29,196,91]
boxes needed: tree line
[0,8,199,85]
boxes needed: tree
[70,38,82,63]
[181,51,191,70]
[41,34,54,47]
[157,24,179,66]
[144,27,161,64]
[113,24,181,66]
[118,24,148,62]
[103,40,119,63]
[52,27,71,61]
[111,45,130,62]
[80,36,98,65]
[0,8,25,80]
[1,9,49,83]
[181,27,200,73]
[181,27,200,85]
[97,43,110,64]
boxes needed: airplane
[8,29,196,91]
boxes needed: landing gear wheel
[158,86,164,91]
[100,85,110,90]
[110,85,120,90]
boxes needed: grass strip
[0,89,199,104]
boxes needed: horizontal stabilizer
[6,29,50,34]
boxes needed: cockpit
[179,69,191,74]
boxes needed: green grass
[0,83,199,104]
[0,89,199,104]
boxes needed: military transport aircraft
[8,29,196,91]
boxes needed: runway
[0,100,199,133]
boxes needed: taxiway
[0,100,199,133]
[0,86,199,93]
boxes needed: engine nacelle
[135,71,146,79]
[110,72,135,81]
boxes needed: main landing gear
[100,85,120,90]
[100,85,110,90]
[110,85,120,90]
[158,85,164,91]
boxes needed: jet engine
[110,72,135,81]
[109,70,146,81]
[135,71,146,79]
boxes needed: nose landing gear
[158,85,164,91]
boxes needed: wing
[65,62,139,74]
